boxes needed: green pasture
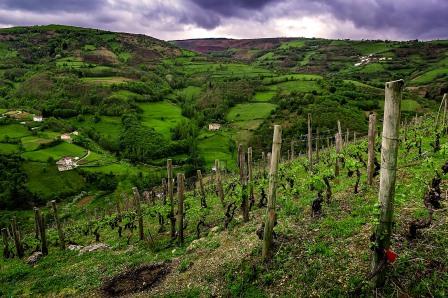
[56,57,89,68]
[279,40,305,50]
[0,124,31,140]
[253,91,276,102]
[226,103,276,122]
[23,162,85,200]
[22,142,86,162]
[197,132,235,170]
[71,115,122,141]
[0,143,20,154]
[411,68,448,85]
[81,77,132,85]
[139,101,186,138]
[268,80,322,93]
[352,41,397,55]
[175,86,202,100]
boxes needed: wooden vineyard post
[34,209,48,255]
[267,152,271,173]
[337,120,342,136]
[315,127,320,162]
[335,133,342,177]
[443,93,447,134]
[215,160,225,206]
[291,141,295,160]
[262,125,282,261]
[167,159,175,238]
[132,187,144,241]
[367,113,377,185]
[197,170,207,208]
[51,200,65,250]
[371,79,404,287]
[307,113,313,171]
[248,147,254,206]
[177,173,185,245]
[239,144,249,222]
[2,228,10,258]
[11,217,24,258]
[354,131,357,143]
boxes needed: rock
[68,244,83,251]
[186,238,205,252]
[27,251,43,266]
[79,243,109,254]
[210,226,220,233]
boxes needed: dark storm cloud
[0,0,447,39]
[315,0,448,39]
[190,0,276,16]
[0,0,105,12]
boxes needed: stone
[27,251,43,266]
[79,243,109,254]
[68,244,83,251]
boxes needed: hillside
[1,108,447,296]
[0,25,446,221]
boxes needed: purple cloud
[0,0,446,40]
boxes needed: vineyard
[1,83,447,296]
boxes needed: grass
[253,91,276,102]
[139,101,186,139]
[70,115,123,141]
[226,103,276,122]
[0,143,19,154]
[175,86,202,100]
[411,68,448,85]
[197,131,235,170]
[352,41,397,55]
[81,77,132,85]
[56,57,90,68]
[279,40,305,50]
[23,162,85,200]
[22,142,86,162]
[269,80,322,93]
[21,132,59,151]
[0,124,31,140]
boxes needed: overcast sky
[0,0,447,41]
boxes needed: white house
[208,123,221,131]
[60,133,71,141]
[33,115,43,122]
[56,157,76,171]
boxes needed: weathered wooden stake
[335,133,342,177]
[290,141,295,160]
[443,93,447,133]
[167,159,176,238]
[34,209,48,255]
[262,125,282,261]
[371,79,404,287]
[51,200,65,250]
[239,144,249,222]
[307,113,313,170]
[248,147,254,206]
[353,131,357,143]
[2,228,10,259]
[367,113,377,185]
[132,187,144,241]
[315,127,320,162]
[177,173,185,245]
[215,160,225,206]
[197,170,207,208]
[345,128,349,144]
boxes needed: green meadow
[22,142,86,162]
[0,124,31,140]
[139,101,186,138]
